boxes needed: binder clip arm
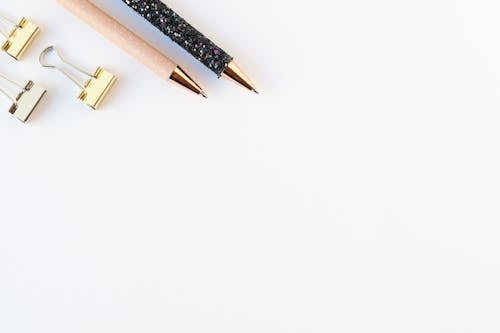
[0,15,40,60]
[39,46,116,110]
[0,73,46,122]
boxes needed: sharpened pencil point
[201,91,208,98]
[253,89,259,94]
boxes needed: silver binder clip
[0,73,46,122]
[39,46,116,110]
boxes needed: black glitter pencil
[122,0,258,93]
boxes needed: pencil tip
[201,91,208,98]
[253,89,259,94]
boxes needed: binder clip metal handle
[39,46,116,110]
[0,15,40,60]
[0,73,46,122]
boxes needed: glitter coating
[122,0,233,77]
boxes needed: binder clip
[0,72,46,122]
[0,15,40,60]
[39,46,116,110]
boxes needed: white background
[1,0,500,332]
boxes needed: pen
[122,0,258,93]
[57,0,207,97]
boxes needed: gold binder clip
[39,46,117,110]
[0,72,46,122]
[0,15,40,60]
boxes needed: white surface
[1,0,500,332]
